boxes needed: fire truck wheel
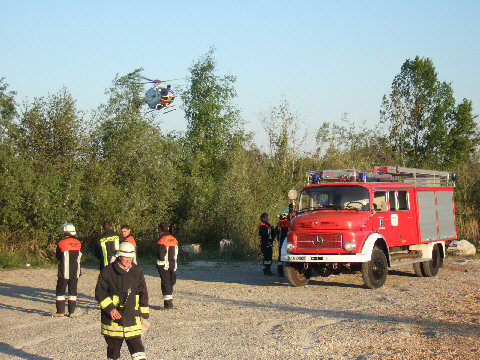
[421,244,443,277]
[361,249,388,289]
[413,262,425,277]
[284,263,311,287]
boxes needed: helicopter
[140,76,182,114]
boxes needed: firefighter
[95,241,149,360]
[276,207,290,277]
[121,224,137,264]
[52,222,82,317]
[156,222,178,309]
[258,212,276,276]
[95,220,120,271]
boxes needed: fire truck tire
[361,249,388,289]
[413,262,425,277]
[421,244,442,277]
[284,262,311,287]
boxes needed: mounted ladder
[374,166,455,187]
[306,166,456,187]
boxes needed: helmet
[61,222,76,236]
[116,241,135,258]
[279,206,289,220]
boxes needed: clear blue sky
[1,1,479,151]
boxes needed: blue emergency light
[359,172,367,182]
[311,173,320,184]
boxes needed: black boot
[277,264,284,277]
[263,267,274,276]
[68,300,76,317]
[164,300,174,309]
[52,300,65,317]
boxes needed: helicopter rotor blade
[140,76,165,83]
[140,76,186,84]
[161,78,185,82]
[140,75,156,82]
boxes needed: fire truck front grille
[296,233,343,250]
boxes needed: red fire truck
[282,166,457,289]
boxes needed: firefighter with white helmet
[95,241,149,360]
[52,222,82,317]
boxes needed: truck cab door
[372,190,390,242]
[394,189,416,245]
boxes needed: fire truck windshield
[298,185,370,212]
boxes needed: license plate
[288,255,306,261]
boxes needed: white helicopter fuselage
[145,85,175,110]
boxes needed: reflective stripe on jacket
[157,234,178,271]
[258,222,275,242]
[56,237,82,279]
[95,229,120,269]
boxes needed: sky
[1,1,479,152]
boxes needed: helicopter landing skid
[162,105,176,114]
[144,105,176,116]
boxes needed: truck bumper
[283,253,370,263]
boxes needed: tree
[1,88,88,254]
[15,88,87,168]
[260,96,307,185]
[380,56,478,168]
[90,69,181,233]
[0,78,24,250]
[0,77,17,139]
[177,47,245,247]
[182,47,241,165]
[446,99,479,165]
[315,115,396,171]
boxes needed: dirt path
[1,257,479,359]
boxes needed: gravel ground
[0,257,479,360]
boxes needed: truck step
[389,258,431,268]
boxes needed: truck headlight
[343,242,356,252]
[286,242,294,253]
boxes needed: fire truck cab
[283,166,457,289]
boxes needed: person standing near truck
[95,221,120,271]
[52,222,82,317]
[276,207,290,277]
[258,213,276,276]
